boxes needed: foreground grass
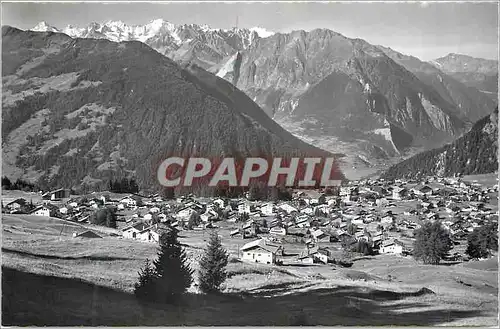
[2,214,498,326]
[3,267,495,326]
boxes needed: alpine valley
[2,20,498,190]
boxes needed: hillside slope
[381,108,498,180]
[379,46,496,123]
[2,26,341,193]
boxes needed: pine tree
[152,230,193,304]
[134,259,157,301]
[198,231,229,294]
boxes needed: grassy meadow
[2,212,498,326]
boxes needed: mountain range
[29,20,497,177]
[4,20,498,186]
[30,20,273,69]
[2,26,342,193]
[431,53,498,97]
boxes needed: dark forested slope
[381,109,498,180]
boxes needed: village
[3,174,498,267]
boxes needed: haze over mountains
[3,19,497,186]
[2,26,342,193]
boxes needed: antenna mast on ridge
[235,15,239,29]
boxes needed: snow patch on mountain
[372,126,400,154]
[428,60,442,68]
[249,27,275,38]
[216,52,239,78]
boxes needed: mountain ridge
[2,26,343,193]
[431,53,498,96]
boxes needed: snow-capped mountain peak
[27,19,270,66]
[31,21,59,32]
[104,20,126,29]
[147,18,174,31]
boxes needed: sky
[2,1,498,61]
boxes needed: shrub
[187,211,202,229]
[354,240,374,256]
[466,223,498,259]
[346,223,357,235]
[90,207,117,228]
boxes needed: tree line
[109,178,140,194]
[2,176,38,192]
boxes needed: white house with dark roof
[298,246,331,264]
[5,199,26,212]
[260,203,274,216]
[392,187,408,200]
[379,239,404,254]
[412,185,433,196]
[278,203,298,214]
[120,196,137,208]
[269,226,287,236]
[240,238,283,264]
[30,204,58,217]
[176,207,197,220]
[311,229,330,243]
[122,222,150,239]
[42,188,71,200]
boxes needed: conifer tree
[198,231,229,294]
[134,259,157,301]
[153,229,193,303]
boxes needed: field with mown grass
[2,213,498,326]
